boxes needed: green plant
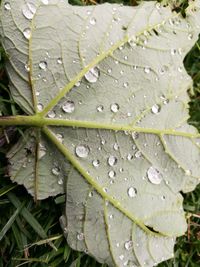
[1,0,200,266]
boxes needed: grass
[0,0,200,266]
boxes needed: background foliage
[0,0,200,266]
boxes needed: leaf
[1,0,200,266]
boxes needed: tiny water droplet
[77,233,84,241]
[4,2,11,10]
[113,143,119,150]
[188,33,193,40]
[23,28,31,39]
[75,145,90,158]
[108,170,116,179]
[144,66,150,74]
[178,66,183,72]
[41,0,49,4]
[39,61,47,70]
[185,169,192,176]
[58,178,63,185]
[57,58,62,64]
[161,195,166,200]
[108,156,117,166]
[56,133,64,143]
[47,110,56,118]
[135,151,142,158]
[110,103,119,113]
[132,132,139,140]
[25,63,30,72]
[107,68,112,74]
[119,255,124,261]
[127,187,137,198]
[62,101,75,113]
[22,3,36,20]
[89,17,96,25]
[147,166,162,184]
[109,214,114,219]
[85,67,99,83]
[127,154,133,160]
[89,192,93,197]
[123,82,129,88]
[52,167,60,176]
[92,159,100,167]
[97,105,104,112]
[151,104,161,114]
[103,187,108,192]
[37,103,43,111]
[124,240,133,250]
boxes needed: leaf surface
[1,0,200,266]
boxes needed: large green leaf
[1,0,200,266]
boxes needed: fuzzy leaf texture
[1,0,200,266]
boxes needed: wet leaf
[1,0,200,266]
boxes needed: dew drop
[56,133,64,143]
[124,240,133,250]
[38,145,46,159]
[92,159,100,167]
[25,63,30,72]
[89,191,93,197]
[89,17,96,25]
[47,110,56,118]
[97,105,104,112]
[22,3,36,20]
[62,101,75,113]
[127,187,137,198]
[4,2,11,10]
[108,156,117,166]
[185,169,192,176]
[77,233,84,241]
[75,145,90,158]
[85,67,99,83]
[144,66,150,74]
[37,103,43,111]
[23,28,31,39]
[110,103,119,113]
[123,82,129,88]
[151,104,161,114]
[188,33,193,40]
[124,55,128,60]
[178,67,183,72]
[52,167,60,176]
[57,58,63,64]
[113,143,119,150]
[107,68,112,74]
[109,214,114,219]
[103,187,108,192]
[127,154,133,160]
[147,166,163,184]
[108,170,116,179]
[39,61,47,70]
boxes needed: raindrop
[108,156,117,166]
[124,240,133,250]
[4,2,11,10]
[151,104,161,114]
[23,28,31,39]
[84,67,100,83]
[57,58,63,64]
[113,143,119,150]
[110,103,119,113]
[58,178,63,185]
[108,170,116,179]
[97,105,104,112]
[52,167,60,176]
[62,101,75,113]
[123,82,129,88]
[92,159,100,167]
[39,61,47,70]
[77,233,84,241]
[41,0,49,4]
[22,3,36,20]
[147,166,163,184]
[127,187,137,198]
[75,145,90,158]
[25,63,30,72]
[132,132,139,140]
[144,66,150,74]
[37,103,43,111]
[47,110,56,118]
[89,17,96,25]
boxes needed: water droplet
[97,105,104,112]
[25,63,30,72]
[101,139,106,145]
[109,214,114,219]
[144,66,150,74]
[113,143,119,150]
[124,240,133,250]
[123,82,129,88]
[58,178,63,185]
[52,167,60,176]
[85,67,99,83]
[56,134,63,143]
[108,170,116,179]
[108,156,117,166]
[75,145,90,158]
[47,110,56,118]
[161,195,166,200]
[4,2,11,10]
[89,17,96,25]
[57,58,62,64]
[128,36,137,47]
[135,151,142,158]
[127,187,137,198]
[107,68,112,74]
[188,33,193,40]
[38,145,46,159]
[151,104,161,114]
[41,0,49,4]
[103,187,108,192]
[92,159,100,167]
[178,67,183,72]
[185,169,192,176]
[171,48,177,55]
[132,132,139,140]
[147,166,163,184]
[119,255,124,261]
[62,101,75,113]
[110,103,119,113]
[127,154,133,160]
[39,61,47,70]
[22,3,36,20]
[37,103,43,111]
[77,233,84,241]
[23,28,31,39]
[124,55,128,60]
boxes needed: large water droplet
[151,104,161,114]
[108,156,117,166]
[92,159,100,167]
[110,103,119,113]
[147,166,163,184]
[124,240,133,250]
[23,28,31,39]
[62,101,75,113]
[77,233,84,241]
[22,3,36,20]
[4,2,11,10]
[127,187,137,198]
[39,61,47,70]
[84,67,99,83]
[75,145,90,158]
